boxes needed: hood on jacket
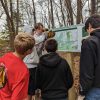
[91,29,100,38]
[39,52,61,68]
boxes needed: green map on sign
[54,29,78,51]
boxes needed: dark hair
[45,39,58,52]
[32,28,35,32]
[85,14,100,31]
[44,28,49,31]
[34,23,43,30]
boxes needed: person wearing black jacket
[36,39,73,100]
[79,14,100,100]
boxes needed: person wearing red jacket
[0,33,35,100]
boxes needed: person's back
[0,53,29,100]
[79,15,100,100]
[36,39,73,100]
[0,33,35,100]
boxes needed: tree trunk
[0,0,16,50]
[48,0,50,28]
[49,0,55,28]
[9,0,15,35]
[32,0,36,25]
[16,0,19,35]
[55,7,62,26]
[91,0,96,15]
[77,0,82,24]
[65,0,73,25]
[59,0,66,26]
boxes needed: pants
[42,98,67,100]
[28,68,36,95]
[85,88,100,100]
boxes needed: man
[79,14,100,100]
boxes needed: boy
[36,39,73,100]
[79,14,100,100]
[0,33,35,100]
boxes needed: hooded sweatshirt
[36,52,73,99]
[24,32,45,68]
[24,47,39,68]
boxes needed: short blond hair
[14,33,35,55]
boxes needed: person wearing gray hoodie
[24,23,46,100]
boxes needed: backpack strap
[0,63,7,89]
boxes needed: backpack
[0,63,7,89]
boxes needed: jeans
[42,98,67,100]
[85,88,100,100]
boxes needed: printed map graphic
[54,29,78,51]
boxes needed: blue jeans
[85,88,100,100]
[42,98,67,100]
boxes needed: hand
[77,95,85,100]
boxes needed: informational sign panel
[53,24,85,52]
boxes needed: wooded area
[0,0,99,49]
[0,1,99,100]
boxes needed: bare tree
[77,0,82,24]
[48,0,51,28]
[91,0,96,15]
[16,0,19,35]
[0,0,14,49]
[65,0,73,25]
[54,5,62,26]
[32,0,36,25]
[59,0,66,26]
[0,0,20,49]
[49,0,55,28]
[0,0,93,35]
[0,4,4,19]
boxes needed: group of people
[0,14,100,100]
[0,22,73,100]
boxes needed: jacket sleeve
[80,39,96,95]
[65,60,73,89]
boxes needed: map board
[53,24,86,52]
